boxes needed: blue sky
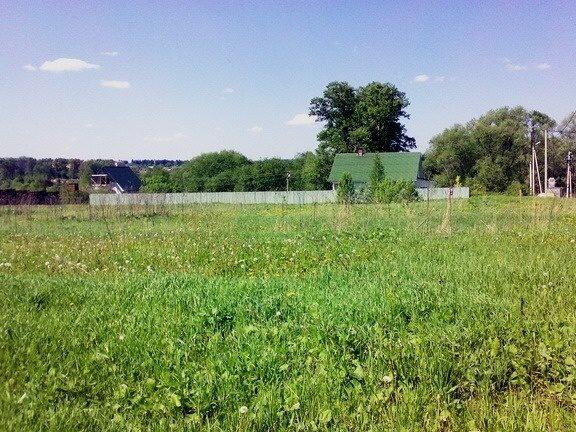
[1,0,575,160]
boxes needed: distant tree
[67,159,82,179]
[310,82,357,154]
[285,153,308,191]
[249,158,291,191]
[141,167,173,192]
[424,107,561,192]
[300,151,333,190]
[171,151,251,192]
[353,82,415,151]
[204,169,237,192]
[233,165,255,192]
[310,81,415,154]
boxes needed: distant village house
[91,165,141,194]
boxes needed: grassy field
[1,197,576,431]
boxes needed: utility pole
[528,156,534,195]
[567,151,573,198]
[529,123,535,195]
[532,143,542,194]
[544,129,549,193]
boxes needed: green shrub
[505,180,526,196]
[59,187,89,204]
[465,178,488,196]
[369,154,385,188]
[337,172,355,203]
[371,179,419,203]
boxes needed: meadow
[1,197,576,431]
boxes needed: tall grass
[1,197,576,430]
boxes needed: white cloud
[222,87,235,94]
[85,123,95,128]
[100,80,131,89]
[146,132,187,143]
[39,58,100,72]
[247,126,263,134]
[101,51,119,57]
[504,59,527,71]
[434,76,446,82]
[536,62,551,70]
[286,113,317,126]
[414,74,430,82]
[23,64,36,71]
[506,64,527,71]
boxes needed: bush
[59,187,89,204]
[505,180,526,196]
[141,167,173,193]
[465,178,488,196]
[371,179,419,203]
[337,172,355,203]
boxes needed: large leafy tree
[249,158,291,191]
[299,151,332,190]
[141,167,173,192]
[171,151,251,192]
[424,107,558,192]
[310,81,415,154]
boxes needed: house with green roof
[328,150,430,190]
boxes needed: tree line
[0,158,114,191]
[1,81,574,195]
[424,107,576,194]
[141,151,330,192]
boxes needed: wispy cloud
[23,64,36,71]
[536,62,551,70]
[506,63,527,71]
[101,51,119,57]
[100,80,131,89]
[146,132,187,143]
[39,58,100,72]
[247,126,263,134]
[85,123,95,129]
[222,87,235,94]
[503,58,527,71]
[286,113,317,126]
[414,74,446,83]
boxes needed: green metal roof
[328,152,423,183]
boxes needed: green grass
[1,197,576,431]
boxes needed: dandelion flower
[239,406,248,414]
[382,374,393,383]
